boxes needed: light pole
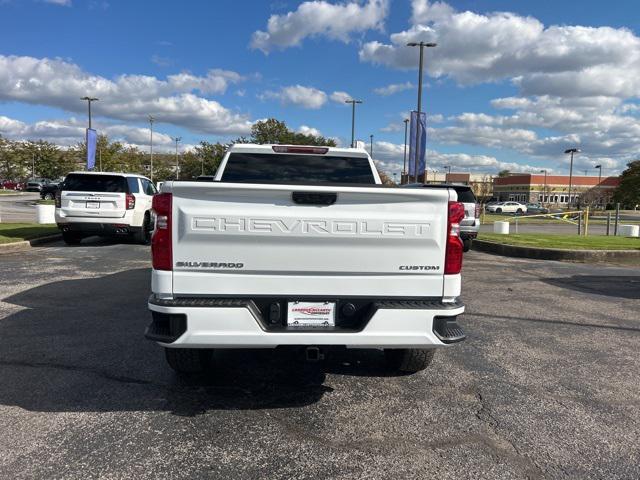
[148,115,154,181]
[443,165,451,180]
[370,134,374,158]
[402,118,409,184]
[595,164,602,207]
[564,148,580,207]
[393,172,398,184]
[345,99,363,148]
[81,97,99,129]
[407,41,437,183]
[539,169,547,204]
[173,136,182,180]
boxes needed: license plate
[287,301,335,327]
[86,201,100,209]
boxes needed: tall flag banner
[407,110,427,178]
[86,128,97,170]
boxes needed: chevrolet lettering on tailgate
[191,216,431,237]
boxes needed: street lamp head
[595,165,601,169]
[539,169,546,173]
[564,148,580,154]
[407,42,418,47]
[81,96,98,102]
[406,42,437,48]
[403,118,409,123]
[425,42,437,47]
[345,99,362,104]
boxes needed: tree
[613,160,640,208]
[497,169,511,178]
[249,119,337,147]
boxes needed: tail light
[475,203,480,218]
[151,193,172,271]
[445,201,465,274]
[55,190,61,208]
[126,193,136,210]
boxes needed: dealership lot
[0,241,638,479]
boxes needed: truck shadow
[542,275,640,300]
[0,269,396,416]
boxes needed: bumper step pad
[433,316,466,344]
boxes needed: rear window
[455,188,477,203]
[63,174,128,193]
[220,153,375,185]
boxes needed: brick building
[493,174,619,206]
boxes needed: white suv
[55,172,156,245]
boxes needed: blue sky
[1,0,640,177]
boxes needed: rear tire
[463,238,472,252]
[62,232,82,245]
[384,348,435,373]
[43,192,54,200]
[516,208,523,215]
[164,348,212,374]
[495,208,502,213]
[133,213,151,245]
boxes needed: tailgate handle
[292,192,337,206]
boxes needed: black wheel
[495,208,502,213]
[43,192,54,200]
[133,213,151,244]
[164,348,212,374]
[62,232,82,245]
[516,208,523,215]
[384,348,435,373]
[463,238,472,252]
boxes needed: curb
[471,239,640,263]
[0,233,62,254]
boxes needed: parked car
[40,183,59,200]
[404,183,479,252]
[526,203,549,214]
[1,180,24,190]
[55,172,157,245]
[486,201,527,214]
[25,177,53,192]
[146,143,467,375]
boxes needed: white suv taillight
[126,193,136,210]
[445,201,465,274]
[151,193,172,271]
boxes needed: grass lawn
[0,223,58,244]
[0,190,21,195]
[478,233,640,250]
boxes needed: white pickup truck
[146,144,466,374]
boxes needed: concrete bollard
[494,221,510,234]
[618,225,640,237]
[36,204,56,224]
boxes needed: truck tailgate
[168,182,451,298]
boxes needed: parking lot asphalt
[0,192,39,222]
[0,239,638,479]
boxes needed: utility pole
[443,165,451,180]
[403,118,409,184]
[173,136,182,180]
[32,151,35,179]
[99,148,102,172]
[564,148,580,208]
[149,115,155,181]
[407,41,437,183]
[345,99,363,148]
[81,97,99,129]
[595,164,602,208]
[540,169,547,204]
[370,134,374,158]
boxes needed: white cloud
[261,85,327,109]
[0,55,252,135]
[373,81,413,96]
[298,125,322,136]
[359,0,640,100]
[251,0,389,53]
[43,0,71,6]
[372,140,544,174]
[329,91,352,103]
[0,115,177,150]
